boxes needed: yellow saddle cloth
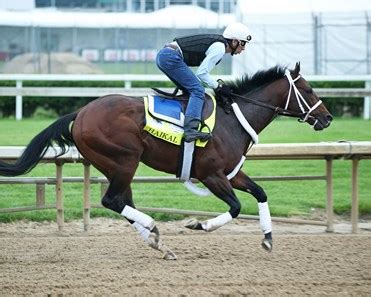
[143,94,216,147]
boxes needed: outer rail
[0,142,370,233]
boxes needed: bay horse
[0,62,332,260]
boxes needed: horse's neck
[214,80,287,156]
[237,80,287,134]
[215,93,279,157]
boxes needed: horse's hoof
[160,243,177,260]
[147,236,177,260]
[163,249,177,260]
[184,218,203,230]
[262,238,273,252]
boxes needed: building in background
[0,0,235,74]
[0,0,35,10]
[235,0,371,76]
[0,0,370,75]
[33,0,236,14]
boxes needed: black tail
[0,112,78,176]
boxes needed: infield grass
[0,117,370,222]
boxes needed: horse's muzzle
[313,114,333,131]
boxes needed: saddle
[143,89,216,147]
[153,87,232,115]
[151,87,215,123]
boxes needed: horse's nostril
[327,114,333,122]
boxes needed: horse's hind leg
[102,170,154,229]
[230,170,273,252]
[102,165,177,260]
[72,105,176,259]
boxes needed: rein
[230,92,305,119]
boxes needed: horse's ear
[293,62,301,76]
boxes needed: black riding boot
[183,116,212,142]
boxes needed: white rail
[0,74,371,120]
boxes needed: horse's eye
[306,88,313,94]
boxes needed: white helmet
[223,22,252,43]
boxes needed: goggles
[239,36,251,47]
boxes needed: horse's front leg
[230,170,273,252]
[185,172,241,232]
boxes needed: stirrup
[184,130,212,143]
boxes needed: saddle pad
[149,95,184,126]
[143,94,216,147]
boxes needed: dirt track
[0,218,370,296]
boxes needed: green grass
[0,117,370,222]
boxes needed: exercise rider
[156,22,252,142]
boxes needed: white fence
[0,74,371,120]
[0,142,370,233]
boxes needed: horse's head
[284,62,333,130]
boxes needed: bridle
[283,69,322,122]
[229,69,323,124]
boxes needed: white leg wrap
[132,222,151,242]
[201,212,233,232]
[121,206,155,230]
[258,202,272,234]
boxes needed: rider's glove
[214,80,232,97]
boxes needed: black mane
[226,65,287,95]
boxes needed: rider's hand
[215,80,232,97]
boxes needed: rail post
[36,183,46,207]
[351,157,360,233]
[101,182,108,197]
[325,158,334,232]
[364,80,371,120]
[83,161,91,231]
[55,160,64,231]
[124,80,131,89]
[15,80,23,120]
